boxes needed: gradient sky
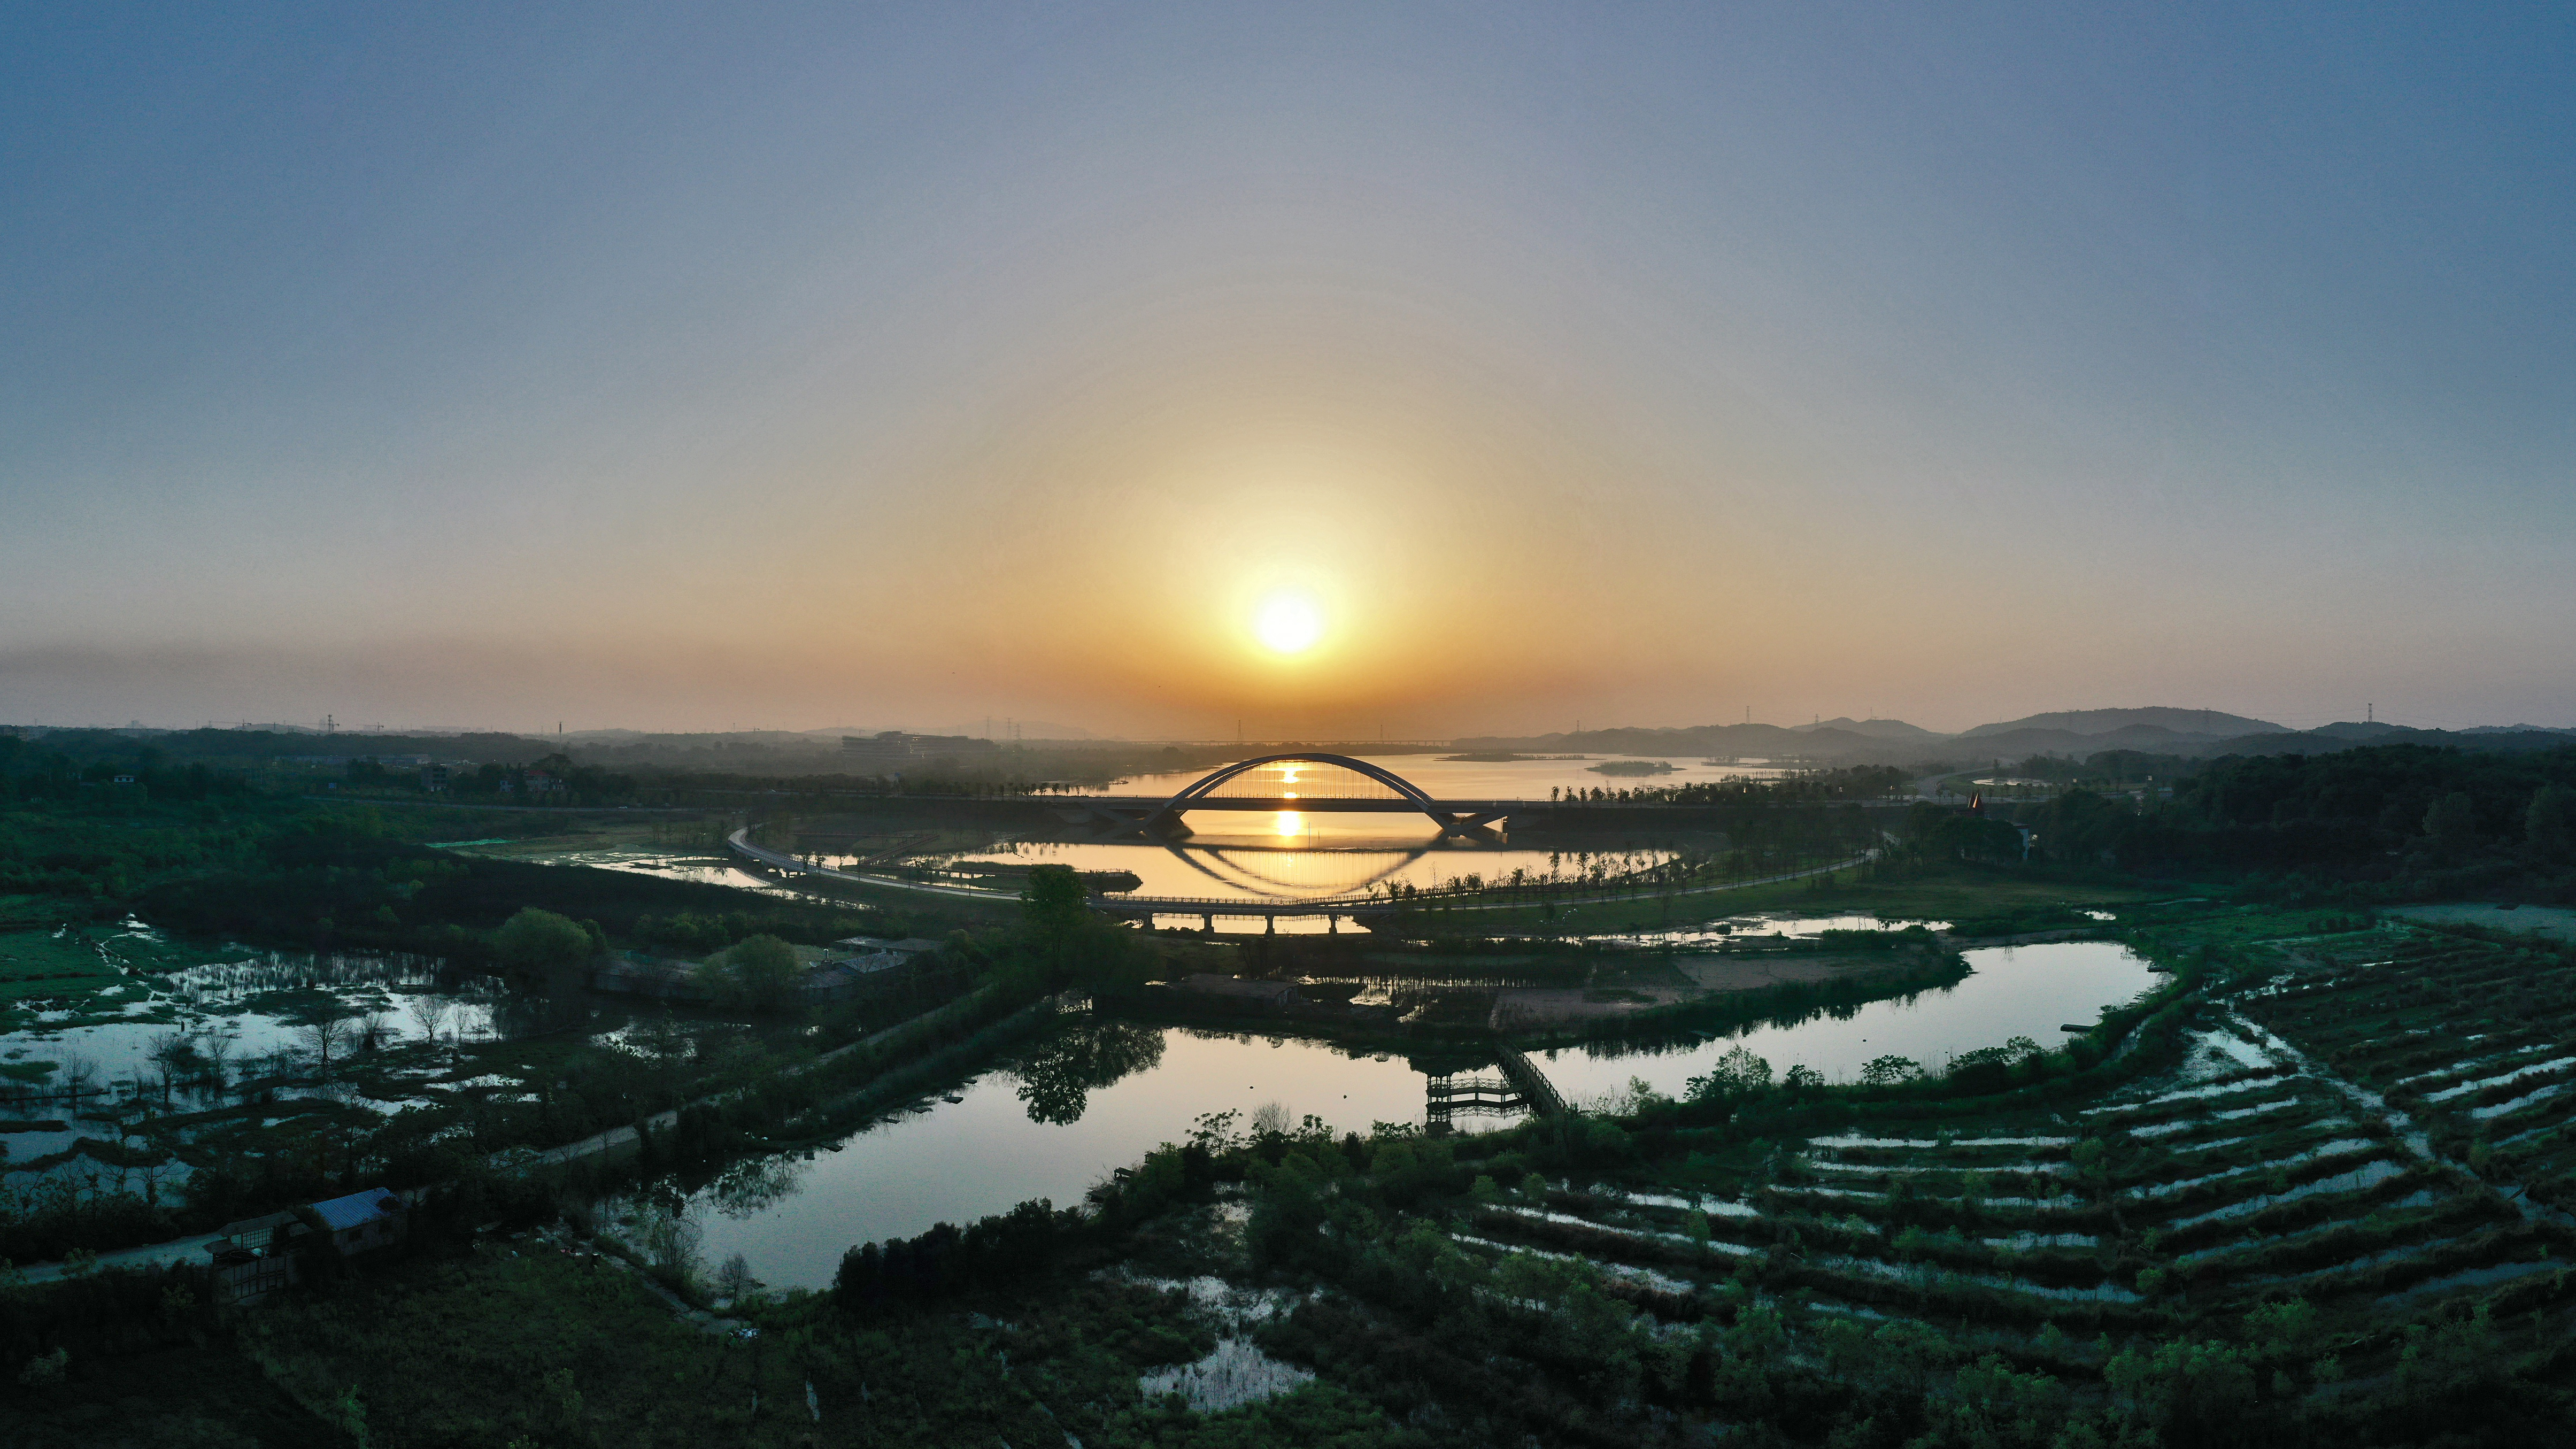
[5,3,2571,738]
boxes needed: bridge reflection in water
[1425,1073,1525,1132]
[1063,752,1519,843]
[1061,752,1538,923]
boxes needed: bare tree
[199,1031,235,1097]
[59,1051,97,1104]
[408,994,453,1050]
[145,1031,199,1108]
[715,1252,754,1301]
[356,1010,392,1053]
[301,1012,354,1076]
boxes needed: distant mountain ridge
[1954,707,2285,739]
[1451,705,2576,767]
[1790,716,1947,742]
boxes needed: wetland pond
[677,939,2162,1291]
[0,927,520,1190]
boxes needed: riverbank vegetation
[13,891,2576,1442]
[18,734,2576,1441]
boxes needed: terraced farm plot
[1265,919,2576,1443]
[2238,929,2576,1222]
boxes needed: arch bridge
[1059,752,1514,841]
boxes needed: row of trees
[1546,765,1912,807]
[1999,744,2576,886]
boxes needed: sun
[1252,590,1324,654]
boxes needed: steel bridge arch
[1137,752,1451,834]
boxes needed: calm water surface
[1,935,512,1184]
[1078,754,1799,801]
[688,1026,1487,1290]
[1540,941,2161,1103]
[891,836,1684,912]
[683,941,2159,1289]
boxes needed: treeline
[2005,743,2576,899]
[0,734,259,811]
[6,726,541,766]
[135,819,899,969]
[834,1199,1095,1308]
[1553,765,1910,807]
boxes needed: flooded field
[1437,922,2574,1356]
[3,932,523,1192]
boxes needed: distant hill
[2204,726,2576,758]
[1791,717,1947,742]
[2302,721,2409,741]
[1952,724,2197,759]
[1956,708,2284,741]
[20,726,551,764]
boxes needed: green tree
[700,933,800,1012]
[1020,863,1090,952]
[2105,1338,2255,1444]
[1861,1054,1920,1086]
[495,908,596,991]
[2423,790,2480,861]
[1012,862,1148,994]
[1685,1045,1772,1104]
[2526,783,2576,861]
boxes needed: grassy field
[0,923,220,1032]
[241,1237,1419,1448]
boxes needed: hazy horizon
[6,5,2571,738]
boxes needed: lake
[1539,941,2163,1103]
[677,938,2162,1290]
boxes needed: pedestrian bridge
[1058,752,1514,841]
